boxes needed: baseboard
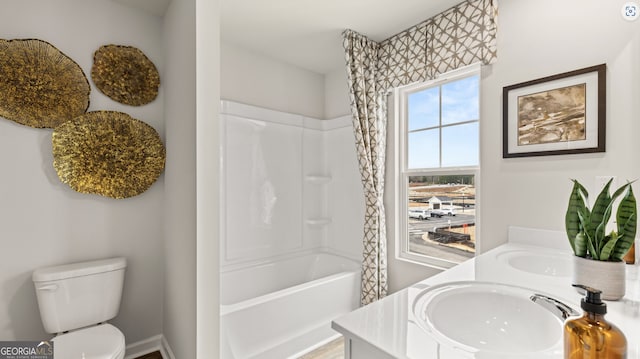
[160,335,176,359]
[124,334,175,359]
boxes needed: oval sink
[412,281,566,356]
[496,250,571,277]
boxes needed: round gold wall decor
[52,111,165,199]
[91,45,160,106]
[0,38,90,128]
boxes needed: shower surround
[219,100,364,358]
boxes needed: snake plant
[565,178,636,261]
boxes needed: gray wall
[0,0,165,344]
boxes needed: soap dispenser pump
[564,284,627,359]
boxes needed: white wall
[221,42,326,119]
[196,0,220,357]
[480,0,640,251]
[324,68,352,119]
[0,0,164,344]
[163,0,197,357]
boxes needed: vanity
[332,227,640,358]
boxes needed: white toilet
[32,257,127,359]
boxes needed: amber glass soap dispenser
[564,285,627,359]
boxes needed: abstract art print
[503,64,605,158]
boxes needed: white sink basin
[496,249,571,277]
[412,281,566,357]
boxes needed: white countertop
[332,228,640,358]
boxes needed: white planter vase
[572,255,626,300]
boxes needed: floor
[299,337,345,359]
[132,337,345,359]
[134,351,163,359]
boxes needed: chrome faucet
[530,293,580,320]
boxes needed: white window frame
[394,64,481,270]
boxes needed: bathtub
[220,251,361,359]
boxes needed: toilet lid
[53,324,125,359]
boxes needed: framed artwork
[503,64,606,158]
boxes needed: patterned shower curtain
[343,30,388,305]
[343,0,498,306]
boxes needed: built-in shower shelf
[304,175,332,184]
[305,218,332,226]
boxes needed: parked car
[408,209,431,220]
[432,207,456,216]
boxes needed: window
[396,66,480,269]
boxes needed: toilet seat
[53,323,125,359]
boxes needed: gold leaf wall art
[0,39,90,128]
[52,111,165,199]
[91,45,160,106]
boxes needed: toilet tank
[32,257,126,334]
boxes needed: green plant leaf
[600,232,618,261]
[574,231,587,257]
[589,178,613,237]
[594,222,605,256]
[595,203,613,254]
[566,179,588,255]
[612,184,637,260]
[586,233,599,260]
[611,182,630,200]
[578,210,597,259]
[613,213,636,260]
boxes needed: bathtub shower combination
[219,101,364,358]
[220,252,360,358]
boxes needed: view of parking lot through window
[408,175,475,263]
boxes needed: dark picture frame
[503,64,606,158]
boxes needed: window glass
[442,75,479,125]
[442,122,479,167]
[408,87,439,131]
[407,175,476,263]
[408,129,439,169]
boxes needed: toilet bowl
[32,258,127,359]
[53,324,125,359]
